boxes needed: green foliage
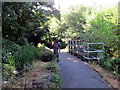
[41,54,54,62]
[82,7,118,44]
[46,60,62,88]
[2,39,19,78]
[60,42,67,49]
[47,5,93,41]
[46,62,62,88]
[16,38,29,46]
[60,5,93,40]
[38,44,55,62]
[40,49,54,62]
[2,39,40,80]
[79,6,119,77]
[46,17,68,42]
[14,45,39,69]
[48,5,93,41]
[63,5,92,30]
[49,73,63,88]
[81,6,119,58]
[47,63,59,73]
[99,57,120,77]
[54,5,119,78]
[2,39,21,55]
[2,55,15,77]
[2,39,19,77]
[2,2,59,44]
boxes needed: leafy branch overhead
[2,2,60,44]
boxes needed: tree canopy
[47,5,119,58]
[2,2,60,45]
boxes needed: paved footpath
[58,52,111,88]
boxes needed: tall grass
[2,39,40,78]
[14,45,39,70]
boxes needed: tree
[47,5,93,42]
[61,5,93,41]
[2,2,59,45]
[80,6,119,58]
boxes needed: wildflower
[13,70,19,74]
[9,52,11,55]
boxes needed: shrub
[2,54,15,78]
[2,39,21,55]
[2,39,20,76]
[38,44,54,62]
[99,57,120,76]
[49,73,63,88]
[2,39,41,86]
[40,49,54,62]
[2,39,40,76]
[16,38,29,46]
[60,42,67,49]
[46,63,59,73]
[14,45,39,70]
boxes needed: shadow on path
[58,52,110,88]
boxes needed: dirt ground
[86,63,119,89]
[7,60,51,88]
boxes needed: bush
[2,54,15,78]
[99,57,120,76]
[2,39,20,79]
[60,42,67,49]
[40,49,54,62]
[38,44,55,62]
[14,45,39,70]
[46,63,59,73]
[2,39,40,78]
[49,73,63,88]
[16,38,29,46]
[2,39,21,55]
[46,62,63,88]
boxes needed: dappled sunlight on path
[67,57,80,62]
[58,52,110,88]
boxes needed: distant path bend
[58,52,110,88]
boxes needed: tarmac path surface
[58,52,111,88]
